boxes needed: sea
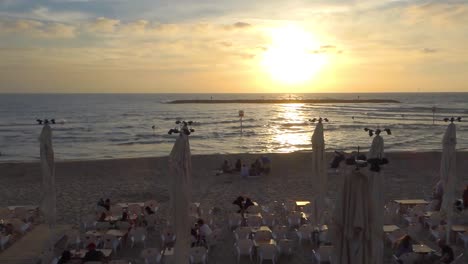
[0,93,466,161]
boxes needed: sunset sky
[0,0,467,93]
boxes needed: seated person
[103,199,111,211]
[57,250,72,264]
[438,239,454,264]
[394,235,413,258]
[197,219,212,243]
[454,200,463,213]
[261,156,271,174]
[145,206,155,215]
[463,185,468,208]
[244,197,254,211]
[121,211,129,221]
[235,159,242,172]
[97,198,106,209]
[221,160,232,173]
[240,164,249,178]
[83,243,104,262]
[233,196,245,212]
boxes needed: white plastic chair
[287,211,302,228]
[272,225,288,240]
[283,200,296,213]
[0,235,10,250]
[130,227,147,248]
[457,232,468,249]
[312,245,334,264]
[228,213,242,230]
[247,215,262,228]
[161,228,176,247]
[277,239,294,256]
[234,227,251,241]
[140,248,162,264]
[205,228,222,249]
[101,234,121,252]
[145,214,157,229]
[235,239,253,263]
[262,213,276,228]
[189,246,207,264]
[296,224,313,244]
[144,200,159,214]
[258,244,277,264]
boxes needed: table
[412,244,434,254]
[394,199,429,214]
[253,239,276,247]
[451,225,468,232]
[70,249,112,258]
[85,230,104,237]
[383,225,400,233]
[251,226,272,233]
[424,211,436,217]
[116,202,145,208]
[295,201,310,207]
[7,205,39,211]
[106,229,126,237]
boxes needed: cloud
[0,18,76,38]
[86,17,120,33]
[421,48,437,53]
[223,21,252,30]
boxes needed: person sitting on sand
[240,164,249,178]
[394,235,413,258]
[235,159,242,172]
[221,160,232,173]
[463,185,468,208]
[83,243,104,262]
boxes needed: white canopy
[332,169,372,264]
[169,132,192,264]
[311,122,327,225]
[39,124,56,228]
[368,134,384,263]
[439,123,457,241]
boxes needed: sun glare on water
[261,25,327,84]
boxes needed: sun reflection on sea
[265,103,312,153]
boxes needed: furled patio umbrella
[311,119,327,225]
[169,122,193,264]
[39,124,56,248]
[439,121,457,242]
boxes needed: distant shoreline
[167,99,400,104]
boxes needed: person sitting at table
[221,160,233,173]
[121,211,128,221]
[235,159,242,172]
[463,185,468,208]
[394,235,413,258]
[144,206,155,215]
[233,196,245,213]
[97,212,107,222]
[103,198,111,211]
[57,250,71,264]
[197,219,212,245]
[244,197,254,211]
[83,243,104,262]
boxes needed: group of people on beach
[221,156,271,177]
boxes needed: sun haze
[0,1,467,93]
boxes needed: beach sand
[1,151,467,263]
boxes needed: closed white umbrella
[439,122,457,241]
[39,124,56,247]
[169,131,192,264]
[367,134,384,264]
[332,168,372,264]
[311,121,327,225]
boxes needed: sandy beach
[1,151,467,263]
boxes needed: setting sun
[261,25,328,84]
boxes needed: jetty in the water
[167,99,400,104]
